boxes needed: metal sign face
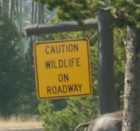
[34,38,93,100]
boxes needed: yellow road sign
[34,38,93,100]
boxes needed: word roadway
[47,83,82,95]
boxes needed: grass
[0,115,43,130]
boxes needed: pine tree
[0,15,24,117]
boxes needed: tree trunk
[31,1,34,24]
[122,26,140,131]
[19,0,23,56]
[10,0,14,22]
[2,0,9,15]
[97,10,116,114]
[15,0,19,24]
[0,1,2,13]
[41,3,44,23]
[38,3,41,24]
[35,2,37,23]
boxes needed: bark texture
[122,26,140,131]
[24,18,98,36]
[98,10,116,114]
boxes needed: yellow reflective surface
[34,38,93,100]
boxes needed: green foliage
[17,43,39,115]
[0,15,24,117]
[39,96,98,131]
[36,0,140,28]
[94,0,140,28]
[0,14,39,117]
[35,0,94,26]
